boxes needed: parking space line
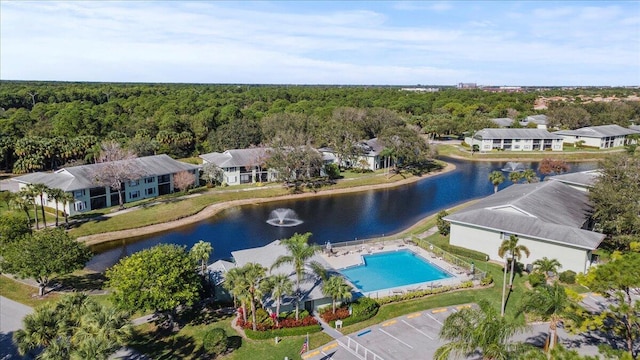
[382,320,397,327]
[456,304,472,310]
[320,351,334,359]
[426,312,444,325]
[407,312,422,319]
[432,308,448,313]
[379,328,414,349]
[401,319,433,339]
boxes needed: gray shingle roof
[554,124,640,138]
[199,148,271,168]
[490,118,515,127]
[525,115,548,124]
[630,125,640,132]
[12,154,199,192]
[546,170,601,189]
[444,181,604,250]
[475,128,563,140]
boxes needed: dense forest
[1,81,638,173]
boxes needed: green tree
[190,240,213,275]
[322,275,353,314]
[31,183,50,228]
[0,211,31,250]
[13,293,132,360]
[0,228,91,296]
[578,252,640,356]
[533,257,562,280]
[489,170,505,193]
[242,262,267,331]
[262,274,294,324]
[271,232,326,320]
[25,183,43,229]
[509,171,523,183]
[498,234,530,288]
[9,189,33,225]
[201,328,228,357]
[436,210,450,236]
[435,300,529,360]
[589,154,640,250]
[106,244,201,328]
[522,168,539,183]
[518,282,575,352]
[46,188,64,227]
[223,266,250,323]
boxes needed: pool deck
[319,240,474,298]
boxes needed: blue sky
[1,1,639,86]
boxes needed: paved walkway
[313,314,344,340]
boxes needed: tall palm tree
[518,282,574,353]
[532,257,562,280]
[224,266,249,323]
[73,303,132,359]
[508,171,523,184]
[47,188,64,227]
[25,184,41,230]
[522,169,539,183]
[59,191,75,228]
[489,170,505,193]
[10,190,33,225]
[322,275,353,314]
[262,274,294,325]
[242,263,267,331]
[498,234,530,288]
[435,300,529,360]
[271,232,327,320]
[31,183,50,228]
[13,306,63,357]
[190,240,213,275]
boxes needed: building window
[129,190,140,199]
[145,188,155,195]
[74,189,85,198]
[144,177,154,184]
[74,201,86,211]
[129,180,139,187]
[158,174,170,183]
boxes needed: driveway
[1,296,34,359]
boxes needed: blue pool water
[339,250,452,293]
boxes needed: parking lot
[303,304,472,360]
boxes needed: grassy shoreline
[436,143,622,162]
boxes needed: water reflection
[87,159,598,271]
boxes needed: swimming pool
[339,250,452,293]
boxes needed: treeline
[0,81,638,173]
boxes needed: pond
[87,158,598,271]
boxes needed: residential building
[466,129,564,152]
[9,154,199,216]
[208,240,334,312]
[554,124,640,149]
[519,114,548,129]
[490,118,515,128]
[199,147,277,186]
[444,181,605,273]
[319,138,389,171]
[546,170,601,192]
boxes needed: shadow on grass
[129,330,205,360]
[55,272,106,292]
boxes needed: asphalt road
[1,296,34,360]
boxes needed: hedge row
[416,239,488,262]
[375,280,474,305]
[244,324,322,340]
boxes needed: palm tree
[25,184,41,230]
[190,240,213,275]
[10,190,33,225]
[532,257,562,280]
[518,282,573,353]
[522,169,539,183]
[73,303,132,359]
[322,275,353,314]
[224,266,249,323]
[47,188,64,227]
[31,183,50,228]
[508,171,523,184]
[489,170,505,193]
[242,263,267,331]
[262,274,294,325]
[435,300,529,360]
[59,191,75,228]
[13,306,63,357]
[271,232,327,320]
[498,234,530,288]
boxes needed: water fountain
[501,161,526,172]
[266,208,303,227]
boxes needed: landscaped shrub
[480,274,494,286]
[244,324,322,340]
[320,307,350,322]
[436,210,450,236]
[375,281,475,306]
[341,297,380,326]
[417,240,488,262]
[202,328,228,357]
[254,308,270,323]
[559,270,576,284]
[528,272,546,287]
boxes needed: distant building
[400,87,439,92]
[519,114,548,129]
[199,147,277,186]
[319,138,390,171]
[8,154,199,216]
[466,129,564,152]
[554,124,640,149]
[457,82,477,89]
[490,118,515,128]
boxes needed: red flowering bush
[320,307,350,322]
[236,310,318,330]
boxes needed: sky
[1,1,639,86]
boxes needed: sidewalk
[313,313,344,340]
